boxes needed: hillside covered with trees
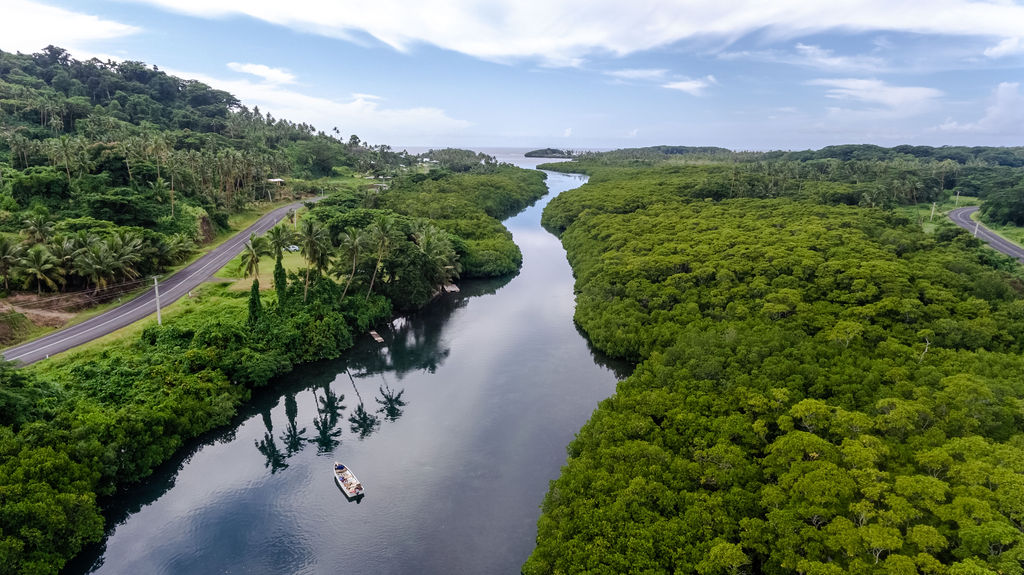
[0,46,413,339]
[526,148,1024,574]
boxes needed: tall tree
[366,215,395,299]
[336,226,367,300]
[0,238,24,291]
[239,232,272,279]
[265,224,295,261]
[297,218,330,303]
[18,244,63,294]
[21,214,54,245]
[247,278,262,327]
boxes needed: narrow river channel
[66,152,628,575]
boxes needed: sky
[3,0,1024,151]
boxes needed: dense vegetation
[0,153,545,573]
[526,148,1024,574]
[526,148,577,158]
[0,46,410,322]
[0,46,548,575]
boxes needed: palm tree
[265,224,295,261]
[366,215,395,299]
[154,234,195,267]
[47,236,81,291]
[336,226,368,300]
[106,231,144,281]
[239,232,272,279]
[21,213,54,245]
[412,221,460,290]
[0,238,24,291]
[74,242,119,294]
[297,218,331,302]
[18,244,63,294]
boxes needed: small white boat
[333,462,364,498]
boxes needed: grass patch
[28,282,249,370]
[972,211,1024,249]
[896,196,982,233]
[221,251,309,291]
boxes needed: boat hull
[333,462,364,498]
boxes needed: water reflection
[255,431,288,473]
[279,393,308,456]
[64,161,634,575]
[376,382,407,422]
[311,384,346,454]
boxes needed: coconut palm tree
[21,213,54,245]
[297,218,331,302]
[47,235,81,291]
[412,221,460,290]
[336,226,368,300]
[366,215,395,299]
[74,242,119,294]
[265,223,295,261]
[153,234,195,267]
[0,238,24,291]
[239,232,272,279]
[18,244,63,294]
[106,231,144,281]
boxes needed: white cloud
[807,78,942,109]
[984,37,1024,58]
[663,75,717,96]
[122,0,1024,66]
[720,44,886,73]
[939,82,1024,134]
[226,62,297,84]
[161,67,470,143]
[604,68,668,81]
[793,43,886,72]
[1,0,140,58]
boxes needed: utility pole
[930,202,936,221]
[955,190,961,207]
[152,276,162,325]
[974,220,980,238]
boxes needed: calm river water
[66,152,627,575]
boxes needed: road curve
[949,206,1024,263]
[3,199,314,365]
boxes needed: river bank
[63,153,628,574]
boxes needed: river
[65,152,628,575]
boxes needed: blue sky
[4,0,1024,150]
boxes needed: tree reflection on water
[311,384,345,454]
[249,281,513,465]
[375,383,406,422]
[279,393,308,457]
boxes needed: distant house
[267,178,285,184]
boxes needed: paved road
[949,206,1024,263]
[3,199,313,365]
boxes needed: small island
[524,148,577,158]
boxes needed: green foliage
[527,159,1024,574]
[247,278,262,327]
[0,45,416,299]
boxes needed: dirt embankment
[0,292,95,345]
